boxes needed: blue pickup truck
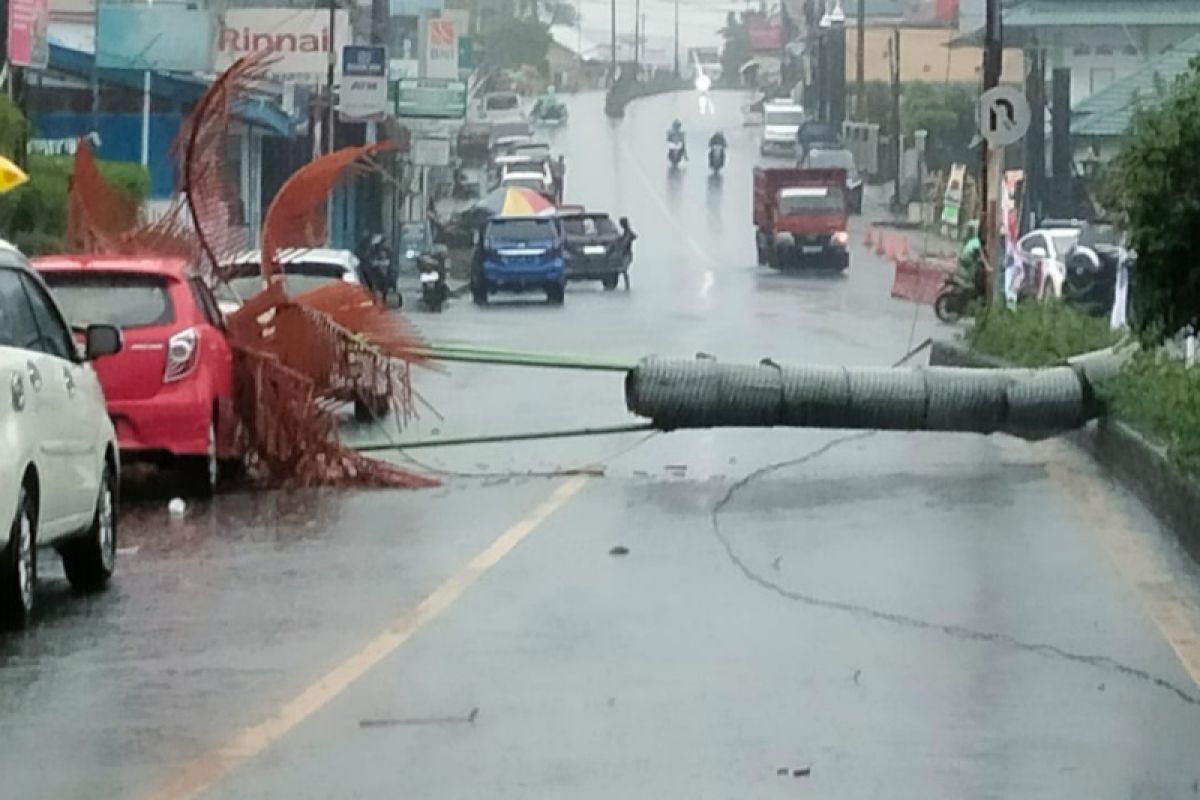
[472,215,566,305]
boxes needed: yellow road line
[146,475,590,800]
[1044,443,1200,689]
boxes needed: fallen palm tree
[66,55,436,488]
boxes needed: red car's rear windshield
[41,272,174,329]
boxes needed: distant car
[215,249,387,423]
[801,147,864,214]
[488,120,534,154]
[558,210,630,290]
[761,101,805,157]
[480,91,522,120]
[36,254,237,497]
[795,120,840,160]
[500,170,556,200]
[473,215,566,305]
[1,241,123,626]
[216,248,363,315]
[1017,225,1083,299]
[1064,223,1126,315]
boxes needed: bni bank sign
[216,9,350,81]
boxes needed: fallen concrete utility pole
[624,349,1127,441]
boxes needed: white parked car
[1018,225,1083,298]
[215,248,363,315]
[0,239,123,627]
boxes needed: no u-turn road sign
[978,86,1031,147]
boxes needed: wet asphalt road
[6,91,1200,799]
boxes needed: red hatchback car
[34,255,237,494]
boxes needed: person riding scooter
[666,120,688,162]
[708,131,727,172]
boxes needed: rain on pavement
[5,91,1200,799]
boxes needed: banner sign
[423,15,458,79]
[96,6,215,71]
[746,18,783,52]
[7,0,48,68]
[394,77,465,119]
[340,45,388,121]
[941,162,966,226]
[216,9,349,81]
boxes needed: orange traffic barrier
[897,237,910,260]
[890,256,957,304]
[875,229,886,256]
[884,234,896,261]
[864,226,875,248]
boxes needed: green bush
[0,154,149,249]
[1102,353,1200,478]
[0,96,29,161]
[1110,57,1200,337]
[965,301,1123,367]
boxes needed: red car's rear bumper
[108,380,212,458]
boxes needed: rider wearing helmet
[708,130,727,148]
[666,119,688,160]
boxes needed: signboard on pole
[978,86,1031,147]
[216,9,350,82]
[941,162,966,226]
[394,77,466,118]
[7,0,48,68]
[412,135,450,166]
[340,45,388,121]
[423,15,459,80]
[97,6,216,71]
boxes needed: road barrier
[891,256,956,305]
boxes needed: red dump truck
[753,167,849,270]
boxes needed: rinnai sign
[216,9,350,81]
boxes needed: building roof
[1072,33,1200,137]
[1004,0,1200,28]
[952,0,1200,46]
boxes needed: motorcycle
[667,140,685,167]
[933,272,978,323]
[418,249,449,312]
[708,143,726,174]
[531,101,568,126]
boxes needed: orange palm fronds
[65,142,139,252]
[260,142,393,283]
[174,52,275,283]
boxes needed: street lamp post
[610,0,617,85]
[673,0,680,78]
[828,0,846,131]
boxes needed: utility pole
[828,0,846,132]
[326,0,338,156]
[1023,42,1045,231]
[889,27,900,210]
[855,0,865,118]
[673,0,680,78]
[610,0,617,85]
[634,0,640,69]
[978,0,1003,304]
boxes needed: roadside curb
[928,338,1200,561]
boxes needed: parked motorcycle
[934,272,979,323]
[708,143,726,174]
[418,249,450,312]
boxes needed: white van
[760,100,805,157]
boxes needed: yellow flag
[0,156,29,194]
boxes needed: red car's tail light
[163,327,199,383]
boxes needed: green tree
[1111,57,1200,336]
[0,95,30,161]
[482,15,553,74]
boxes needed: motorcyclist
[957,221,985,293]
[708,131,727,149]
[534,85,562,120]
[666,119,688,160]
[356,233,392,301]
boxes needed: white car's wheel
[1,484,36,628]
[61,464,117,593]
